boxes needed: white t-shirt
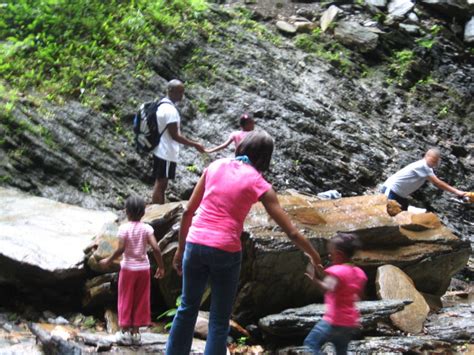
[383,159,435,198]
[153,98,180,162]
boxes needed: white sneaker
[115,330,132,345]
[131,333,141,345]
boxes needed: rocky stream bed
[1,187,473,354]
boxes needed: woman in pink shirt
[204,113,255,154]
[304,233,367,355]
[166,131,321,355]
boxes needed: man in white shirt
[381,148,466,210]
[152,80,205,204]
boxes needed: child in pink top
[100,196,165,345]
[166,131,322,355]
[205,113,255,153]
[304,232,367,355]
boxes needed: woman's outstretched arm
[261,188,321,266]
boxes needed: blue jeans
[165,242,242,355]
[303,320,356,355]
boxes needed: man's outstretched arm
[428,175,466,197]
[167,122,205,153]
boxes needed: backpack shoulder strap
[155,98,177,135]
[157,98,176,108]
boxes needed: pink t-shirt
[118,221,154,271]
[187,158,272,252]
[229,131,249,148]
[323,264,367,327]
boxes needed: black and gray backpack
[133,100,170,155]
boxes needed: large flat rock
[233,193,469,324]
[0,187,117,284]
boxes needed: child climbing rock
[205,113,255,153]
[100,196,165,345]
[304,232,367,355]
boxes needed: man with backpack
[151,79,205,204]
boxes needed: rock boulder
[0,188,117,306]
[388,0,415,18]
[376,265,430,334]
[276,21,297,35]
[334,21,379,53]
[320,5,341,32]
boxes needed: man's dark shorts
[381,186,409,211]
[153,156,177,180]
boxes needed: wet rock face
[1,1,472,244]
[86,223,121,274]
[0,187,117,308]
[141,4,473,240]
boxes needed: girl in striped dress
[100,196,165,345]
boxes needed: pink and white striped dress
[118,221,154,271]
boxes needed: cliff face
[0,1,472,237]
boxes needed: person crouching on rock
[165,130,322,355]
[380,148,466,211]
[100,196,165,346]
[304,233,367,355]
[204,113,255,154]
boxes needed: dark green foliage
[0,0,208,97]
[294,29,354,75]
